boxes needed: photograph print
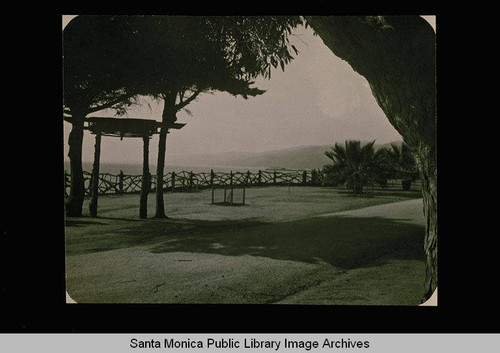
[62,15,437,306]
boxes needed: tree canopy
[63,15,306,218]
[63,15,305,119]
[63,16,141,118]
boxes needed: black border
[3,9,497,334]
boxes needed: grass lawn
[65,186,426,305]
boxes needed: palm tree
[324,140,385,195]
[386,142,419,191]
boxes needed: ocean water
[63,161,265,175]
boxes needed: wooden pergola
[84,117,185,218]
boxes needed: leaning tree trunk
[65,111,86,217]
[154,93,177,218]
[306,16,437,301]
[154,128,168,218]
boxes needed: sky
[62,15,436,164]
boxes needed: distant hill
[167,141,403,170]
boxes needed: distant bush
[402,179,412,191]
[321,165,340,186]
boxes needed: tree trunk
[89,132,102,217]
[65,113,86,217]
[140,135,150,219]
[307,16,437,301]
[414,143,438,300]
[154,93,177,218]
[154,128,168,218]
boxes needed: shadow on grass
[66,212,425,271]
[135,215,424,270]
[65,219,108,227]
[335,189,423,199]
[65,217,269,256]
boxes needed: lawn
[65,186,426,305]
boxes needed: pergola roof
[84,117,186,138]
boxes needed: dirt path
[66,197,425,305]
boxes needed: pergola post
[89,132,102,217]
[139,135,150,219]
[210,169,215,204]
[118,170,124,194]
[82,117,185,219]
[230,171,234,205]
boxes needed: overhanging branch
[175,89,203,111]
[86,93,137,114]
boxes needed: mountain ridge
[166,140,403,170]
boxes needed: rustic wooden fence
[64,169,323,197]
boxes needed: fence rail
[64,169,322,197]
[63,169,422,198]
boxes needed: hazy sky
[63,15,435,164]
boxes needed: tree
[324,140,385,195]
[63,16,143,216]
[386,142,419,191]
[63,15,304,218]
[127,16,304,218]
[306,16,437,301]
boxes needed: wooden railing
[64,169,322,197]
